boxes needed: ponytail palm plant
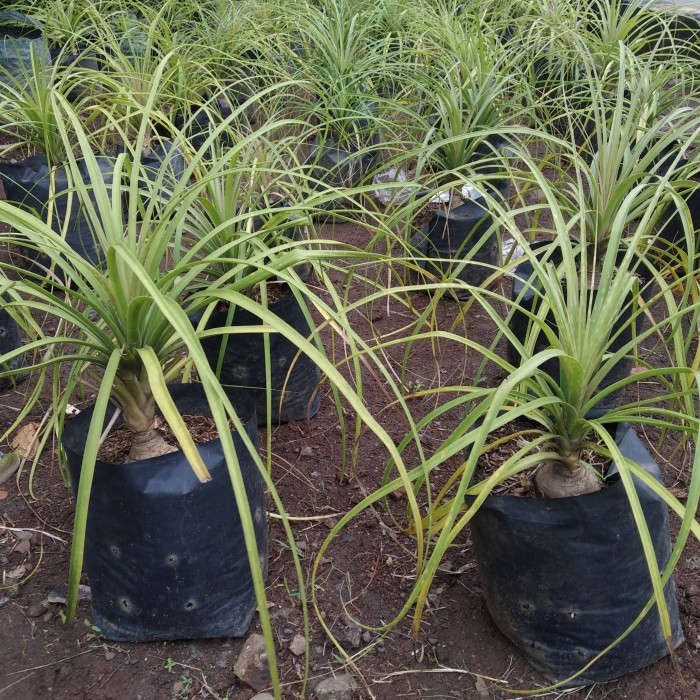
[0,87,423,699]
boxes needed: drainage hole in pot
[120,598,132,611]
[165,554,179,567]
[576,649,588,659]
[568,610,576,619]
[255,507,263,522]
[521,602,533,611]
[184,599,198,611]
[110,545,120,558]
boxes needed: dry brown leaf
[6,563,27,580]
[10,422,41,460]
[0,490,7,500]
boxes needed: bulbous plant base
[124,425,177,463]
[534,461,602,498]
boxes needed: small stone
[0,597,10,609]
[215,659,227,669]
[301,446,315,458]
[313,673,359,700]
[390,487,406,501]
[289,634,307,657]
[104,651,116,661]
[282,628,294,637]
[234,634,270,692]
[27,601,48,618]
[687,585,699,597]
[361,631,371,644]
[42,611,52,622]
[313,645,325,656]
[686,555,700,572]
[47,585,91,604]
[295,541,307,553]
[250,694,275,700]
[344,617,361,649]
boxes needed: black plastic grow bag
[410,183,508,301]
[0,297,28,391]
[116,140,186,216]
[0,11,51,84]
[0,155,116,273]
[198,290,321,425]
[506,242,650,416]
[468,423,684,686]
[61,383,267,642]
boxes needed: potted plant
[0,100,273,645]
[506,48,700,411]
[358,134,700,688]
[285,0,390,211]
[181,138,324,426]
[0,50,112,274]
[0,91,416,697]
[403,19,523,300]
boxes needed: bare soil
[0,220,699,700]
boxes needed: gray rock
[27,601,48,618]
[47,584,91,604]
[344,616,361,649]
[313,673,359,700]
[250,694,275,700]
[234,634,270,692]
[289,634,307,657]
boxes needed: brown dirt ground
[0,214,699,700]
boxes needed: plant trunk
[125,425,176,463]
[535,460,602,498]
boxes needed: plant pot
[116,140,186,217]
[199,288,321,425]
[61,383,267,642]
[506,242,649,416]
[651,147,700,263]
[308,134,379,220]
[409,184,507,301]
[0,155,116,275]
[468,422,684,686]
[0,11,51,85]
[309,135,377,187]
[0,297,28,390]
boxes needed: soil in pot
[467,420,684,686]
[61,383,267,642]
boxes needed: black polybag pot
[61,383,267,642]
[117,140,185,216]
[0,155,116,274]
[651,146,700,262]
[198,290,321,425]
[0,298,28,390]
[0,11,51,84]
[507,242,649,416]
[308,134,379,220]
[409,184,507,301]
[468,423,684,686]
